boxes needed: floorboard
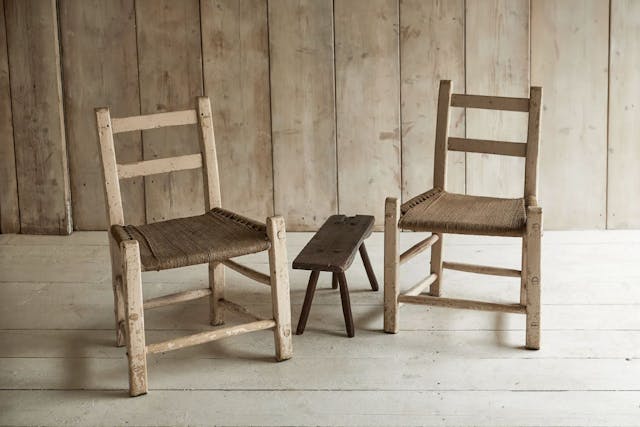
[0,231,639,426]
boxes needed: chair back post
[524,87,543,202]
[96,107,125,226]
[433,80,453,191]
[197,97,222,210]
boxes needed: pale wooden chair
[96,97,292,396]
[383,80,543,349]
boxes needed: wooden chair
[96,97,292,396]
[383,80,543,349]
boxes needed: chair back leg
[267,216,293,361]
[121,240,148,396]
[383,197,400,333]
[209,262,225,326]
[429,233,444,296]
[520,236,528,305]
[109,233,126,347]
[525,208,542,350]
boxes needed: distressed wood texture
[607,0,640,228]
[292,215,374,273]
[136,0,204,223]
[400,0,465,200]
[465,0,529,198]
[335,0,400,227]
[531,0,608,229]
[4,0,71,234]
[0,0,19,233]
[200,0,273,222]
[59,0,145,230]
[269,0,337,229]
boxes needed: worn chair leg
[121,240,148,396]
[359,243,379,291]
[108,233,126,347]
[429,233,444,296]
[332,273,338,289]
[337,272,355,337]
[384,197,400,334]
[296,271,320,335]
[267,216,293,361]
[520,235,528,305]
[525,207,542,350]
[209,262,225,326]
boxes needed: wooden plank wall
[400,0,465,199]
[0,0,19,233]
[0,0,638,233]
[4,0,71,235]
[269,0,336,229]
[335,0,400,226]
[465,0,529,198]
[59,0,145,229]
[136,0,205,223]
[531,0,609,229]
[607,0,640,228]
[201,0,273,223]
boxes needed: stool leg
[296,271,320,335]
[359,243,379,291]
[332,273,338,289]
[337,272,354,337]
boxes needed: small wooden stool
[293,215,379,337]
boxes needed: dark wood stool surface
[293,215,378,338]
[292,215,375,273]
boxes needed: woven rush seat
[111,208,270,271]
[399,188,526,237]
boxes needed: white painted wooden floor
[1,230,639,426]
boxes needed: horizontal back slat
[450,94,529,112]
[117,153,203,179]
[448,137,527,157]
[111,110,198,134]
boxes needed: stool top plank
[292,215,375,273]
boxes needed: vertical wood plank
[465,0,529,198]
[607,0,640,228]
[5,0,72,234]
[136,0,204,223]
[269,0,337,230]
[531,0,608,229]
[60,0,144,229]
[335,0,400,227]
[201,0,273,223]
[400,0,465,199]
[0,0,19,233]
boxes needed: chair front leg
[108,233,126,347]
[267,216,293,361]
[121,240,148,396]
[525,206,542,350]
[209,262,225,326]
[429,233,444,296]
[383,197,400,334]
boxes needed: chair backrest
[95,97,221,226]
[433,80,542,202]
